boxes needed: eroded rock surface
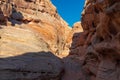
[0,0,70,80]
[70,0,120,80]
[0,0,120,80]
[64,22,83,56]
[0,0,70,55]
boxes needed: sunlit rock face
[69,0,120,80]
[0,0,70,79]
[0,0,71,57]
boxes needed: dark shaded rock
[70,0,120,80]
[11,12,23,20]
[0,52,64,80]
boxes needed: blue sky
[51,0,85,27]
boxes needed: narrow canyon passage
[0,0,120,80]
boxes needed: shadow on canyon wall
[0,0,40,27]
[0,4,24,26]
[69,32,86,56]
[0,51,64,80]
[0,51,87,80]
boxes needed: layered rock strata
[0,0,70,56]
[0,0,70,79]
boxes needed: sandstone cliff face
[0,0,120,80]
[0,0,70,79]
[64,22,83,56]
[70,0,120,80]
[66,22,83,46]
[0,0,70,56]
